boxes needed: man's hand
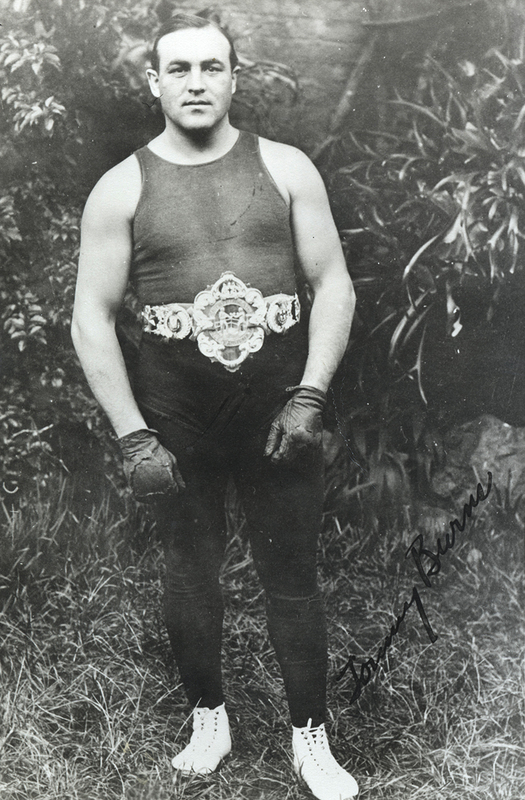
[264,386,326,464]
[118,429,186,503]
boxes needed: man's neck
[150,120,239,165]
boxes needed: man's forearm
[71,320,147,438]
[300,273,355,393]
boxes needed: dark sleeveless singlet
[131,130,309,424]
[131,130,297,304]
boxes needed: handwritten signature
[336,472,493,703]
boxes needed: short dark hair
[150,13,239,73]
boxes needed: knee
[164,574,222,602]
[255,554,319,598]
[264,591,327,660]
[265,590,324,619]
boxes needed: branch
[311,32,378,161]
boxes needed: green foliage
[0,0,152,497]
[338,46,525,296]
[326,3,525,507]
[0,1,298,501]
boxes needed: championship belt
[142,272,300,372]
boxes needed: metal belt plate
[142,272,300,372]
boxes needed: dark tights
[146,399,327,728]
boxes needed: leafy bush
[0,0,298,503]
[325,1,525,513]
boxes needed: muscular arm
[260,140,355,393]
[290,155,355,392]
[259,140,354,463]
[71,158,147,438]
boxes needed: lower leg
[265,591,327,728]
[158,501,229,771]
[164,580,232,773]
[238,432,327,725]
[266,591,358,798]
[235,436,359,793]
[143,406,234,773]
[163,581,225,709]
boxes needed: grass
[0,473,523,800]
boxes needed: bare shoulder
[258,136,311,170]
[83,153,142,226]
[257,136,325,201]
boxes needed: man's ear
[146,68,161,98]
[231,65,240,95]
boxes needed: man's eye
[206,65,222,72]
[168,67,186,74]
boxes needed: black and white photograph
[0,1,523,799]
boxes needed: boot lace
[188,706,221,752]
[297,722,342,777]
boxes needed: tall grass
[0,476,523,799]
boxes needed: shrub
[324,1,525,514]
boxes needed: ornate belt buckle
[266,294,300,333]
[192,272,267,372]
[143,303,192,340]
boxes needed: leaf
[10,59,26,72]
[459,60,476,77]
[388,292,432,360]
[443,213,463,244]
[402,235,440,280]
[514,164,525,186]
[414,324,428,405]
[3,52,21,67]
[449,126,492,154]
[486,197,502,221]
[400,302,433,350]
[398,156,425,181]
[44,53,61,69]
[390,98,446,128]
[487,221,506,251]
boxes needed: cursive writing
[336,472,492,703]
[406,472,492,587]
[336,584,438,702]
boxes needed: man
[71,13,358,800]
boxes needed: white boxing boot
[172,703,231,775]
[292,719,359,799]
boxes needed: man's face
[147,27,238,133]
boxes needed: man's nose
[187,67,205,93]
